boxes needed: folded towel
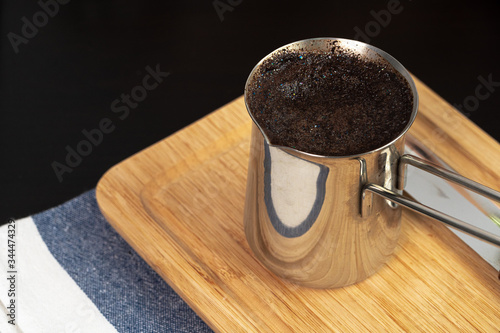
[0,190,212,333]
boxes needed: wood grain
[96,76,500,332]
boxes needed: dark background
[1,0,499,225]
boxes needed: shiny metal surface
[404,133,500,231]
[244,125,404,288]
[403,134,500,270]
[243,38,500,289]
[398,155,500,203]
[243,38,417,288]
[365,153,500,247]
[363,183,500,247]
[364,151,500,247]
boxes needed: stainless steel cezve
[243,38,500,289]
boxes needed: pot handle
[361,154,500,247]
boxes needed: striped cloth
[0,190,212,333]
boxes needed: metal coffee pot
[243,38,500,288]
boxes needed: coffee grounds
[246,42,414,156]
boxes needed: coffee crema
[246,41,414,156]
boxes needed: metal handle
[404,134,500,229]
[361,154,500,247]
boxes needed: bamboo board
[96,77,500,332]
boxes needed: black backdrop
[1,0,499,225]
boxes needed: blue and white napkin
[0,190,212,333]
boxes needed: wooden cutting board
[96,77,500,332]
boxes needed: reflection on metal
[381,145,401,209]
[243,38,500,287]
[398,155,500,203]
[243,38,415,288]
[264,142,328,238]
[362,183,500,247]
[359,158,372,217]
[405,133,500,231]
[244,124,403,288]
